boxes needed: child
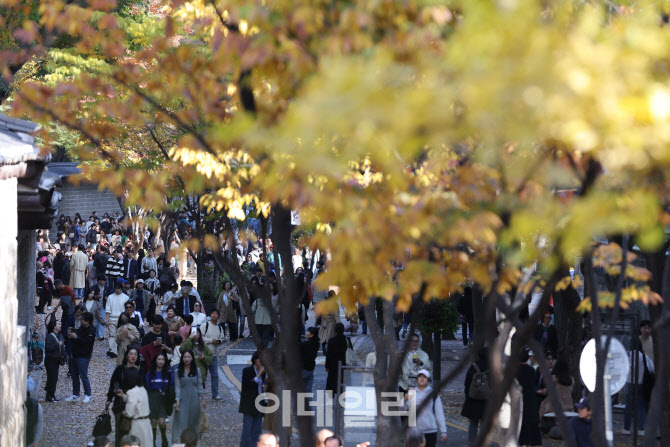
[569,397,594,447]
[169,334,183,374]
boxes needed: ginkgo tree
[5,0,670,445]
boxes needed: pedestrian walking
[239,351,265,447]
[107,347,145,447]
[462,347,489,445]
[404,369,447,447]
[70,244,88,299]
[325,323,348,394]
[118,382,153,447]
[105,280,129,358]
[115,311,140,366]
[64,311,96,403]
[201,309,226,401]
[300,326,320,396]
[171,349,205,444]
[400,333,432,393]
[517,348,542,446]
[146,353,174,447]
[180,328,213,387]
[217,281,240,339]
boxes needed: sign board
[580,336,629,395]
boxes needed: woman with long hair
[171,349,205,444]
[115,311,140,366]
[146,353,174,447]
[180,328,213,387]
[107,346,145,447]
[538,358,574,431]
[44,317,64,402]
[84,288,107,340]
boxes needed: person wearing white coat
[121,385,153,447]
[399,333,432,392]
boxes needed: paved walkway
[31,277,657,446]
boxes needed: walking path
[29,270,655,446]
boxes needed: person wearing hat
[105,280,130,358]
[570,397,594,447]
[404,369,447,447]
[129,279,152,321]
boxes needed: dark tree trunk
[553,281,583,402]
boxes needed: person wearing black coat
[300,327,320,394]
[325,323,348,393]
[53,252,67,283]
[239,351,266,447]
[461,347,489,445]
[106,346,146,447]
[457,287,475,347]
[533,311,559,355]
[66,312,96,402]
[517,349,543,446]
[174,290,197,318]
[44,317,64,402]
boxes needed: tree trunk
[272,204,315,447]
[196,249,204,289]
[554,283,583,402]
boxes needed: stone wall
[50,182,122,241]
[0,177,27,447]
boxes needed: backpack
[159,268,174,287]
[468,363,492,400]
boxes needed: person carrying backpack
[462,347,490,446]
[404,369,447,447]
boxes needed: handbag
[199,409,209,433]
[641,353,655,403]
[345,337,355,366]
[92,408,112,436]
[51,333,67,366]
[119,415,132,432]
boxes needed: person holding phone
[140,314,174,370]
[64,312,96,403]
[400,333,431,393]
[202,309,226,401]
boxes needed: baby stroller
[29,331,44,371]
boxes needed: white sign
[580,336,629,395]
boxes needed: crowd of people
[459,307,655,447]
[31,212,656,447]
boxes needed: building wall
[17,230,36,344]
[0,177,27,447]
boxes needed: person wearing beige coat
[116,315,140,365]
[69,245,88,299]
[216,282,240,339]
